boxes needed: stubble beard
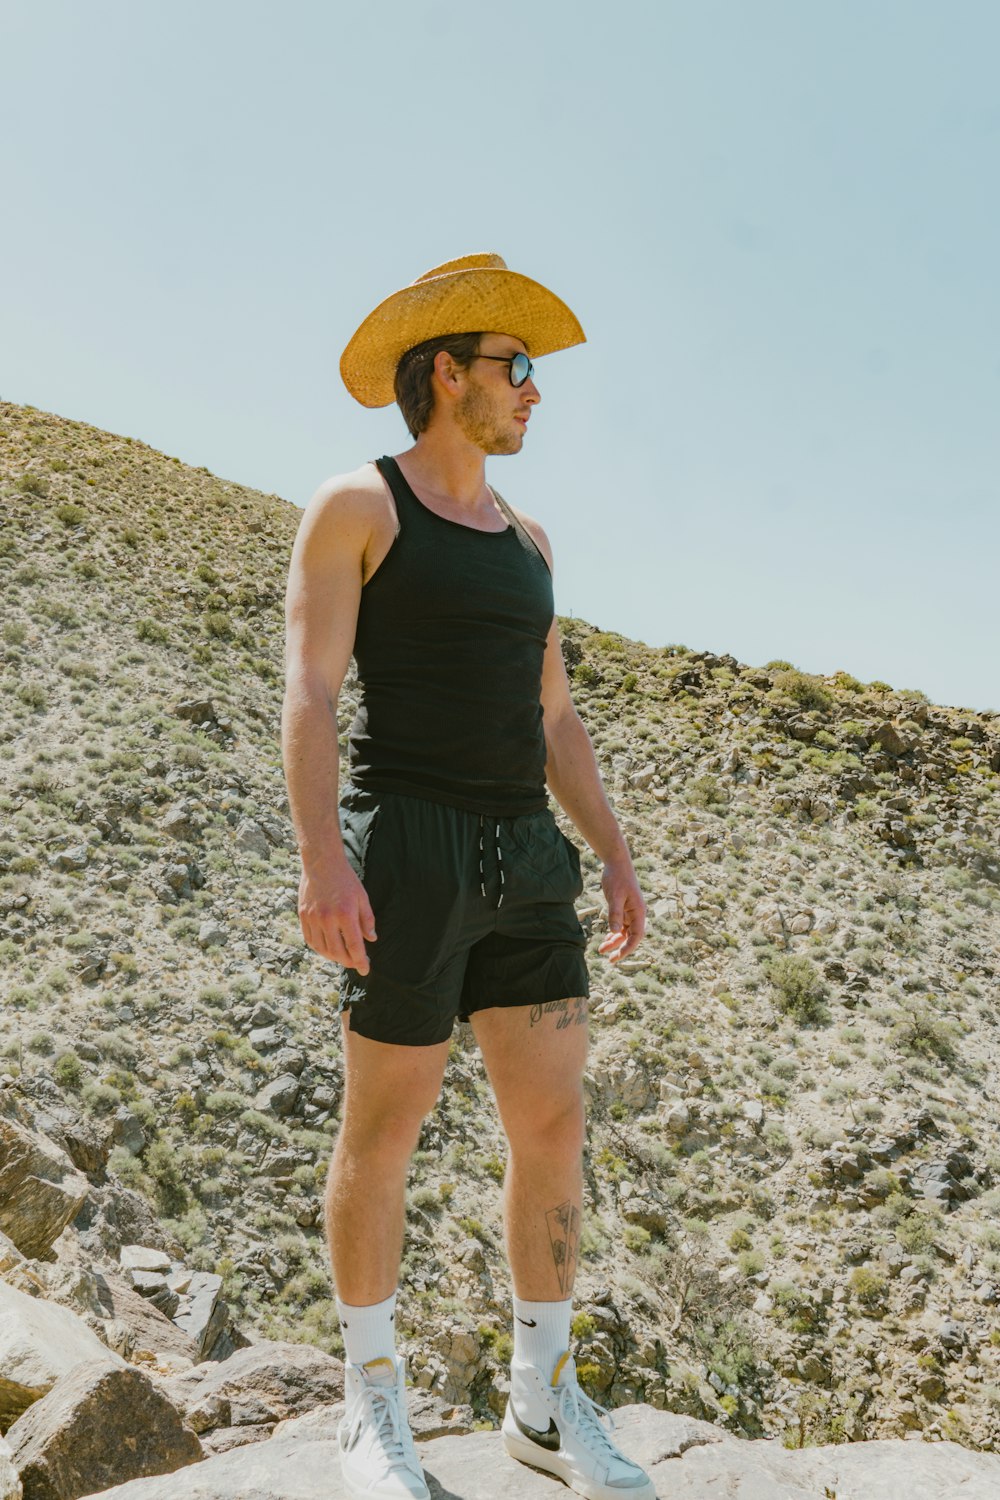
[454,381,522,456]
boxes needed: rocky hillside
[2,398,1000,1471]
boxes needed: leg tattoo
[545,1200,581,1294]
[529,998,588,1030]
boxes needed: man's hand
[598,856,646,964]
[298,861,377,975]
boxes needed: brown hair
[394,332,482,438]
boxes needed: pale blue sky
[3,1,998,712]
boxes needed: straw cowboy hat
[339,252,586,408]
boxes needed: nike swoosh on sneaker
[512,1409,560,1452]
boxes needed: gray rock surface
[74,1407,1000,1498]
[0,1435,22,1500]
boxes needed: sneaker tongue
[362,1356,398,1387]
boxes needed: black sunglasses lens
[510,353,531,387]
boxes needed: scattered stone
[234,819,271,859]
[253,1074,300,1116]
[197,921,228,949]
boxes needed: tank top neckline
[379,455,512,538]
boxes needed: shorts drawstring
[478,815,504,909]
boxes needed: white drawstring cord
[478,815,504,909]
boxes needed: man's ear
[432,349,464,396]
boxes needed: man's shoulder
[292,462,394,571]
[306,460,386,516]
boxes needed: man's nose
[522,378,540,405]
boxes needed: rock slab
[76,1406,1000,1499]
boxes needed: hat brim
[340,267,585,408]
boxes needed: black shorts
[337,786,590,1046]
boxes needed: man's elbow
[283,663,341,714]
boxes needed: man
[282,253,651,1500]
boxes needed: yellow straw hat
[339,252,585,408]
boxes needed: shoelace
[345,1383,414,1469]
[557,1382,624,1459]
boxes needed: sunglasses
[470,351,535,387]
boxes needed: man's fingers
[359,892,377,943]
[335,909,371,974]
[599,928,628,962]
[300,899,375,974]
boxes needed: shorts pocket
[339,798,381,881]
[507,813,583,904]
[559,830,584,900]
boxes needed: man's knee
[506,1088,586,1158]
[334,1078,443,1163]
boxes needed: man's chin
[486,433,524,457]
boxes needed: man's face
[453,334,540,455]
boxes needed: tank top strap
[487,485,550,573]
[374,455,420,530]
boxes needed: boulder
[5,1359,202,1499]
[172,1274,227,1359]
[0,1278,126,1429]
[164,1340,344,1438]
[0,1118,90,1258]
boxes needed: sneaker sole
[502,1425,656,1500]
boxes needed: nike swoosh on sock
[515,1316,538,1327]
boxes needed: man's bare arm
[282,472,380,974]
[517,512,646,963]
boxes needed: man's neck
[396,429,490,511]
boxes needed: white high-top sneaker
[503,1351,656,1500]
[338,1354,429,1500]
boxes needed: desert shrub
[17,682,47,711]
[849,1266,888,1308]
[623,1224,651,1252]
[773,670,834,714]
[694,1315,759,1387]
[765,955,827,1022]
[146,1138,190,1214]
[81,1082,121,1114]
[890,1001,960,1064]
[52,1051,83,1088]
[686,775,728,812]
[136,618,168,643]
[56,502,87,526]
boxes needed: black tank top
[347,455,554,815]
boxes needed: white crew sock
[512,1295,573,1379]
[336,1290,397,1368]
